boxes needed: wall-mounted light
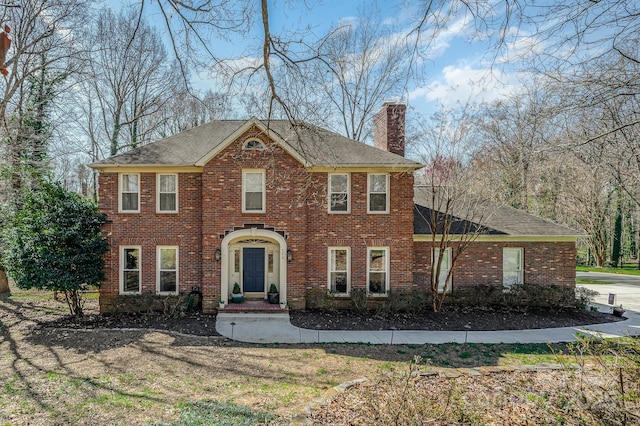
[215,248,221,262]
[287,249,293,263]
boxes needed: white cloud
[425,16,471,58]
[409,64,523,108]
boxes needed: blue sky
[228,0,523,117]
[110,0,524,119]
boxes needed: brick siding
[414,240,576,290]
[97,127,575,313]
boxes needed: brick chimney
[374,102,406,157]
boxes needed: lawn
[1,285,637,425]
[577,264,640,276]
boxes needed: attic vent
[243,139,266,150]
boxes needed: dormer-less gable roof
[413,186,583,239]
[89,118,424,170]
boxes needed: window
[234,249,240,273]
[243,170,265,213]
[157,174,177,212]
[243,139,266,150]
[328,247,350,295]
[433,248,452,293]
[120,174,139,212]
[268,252,274,273]
[503,248,523,287]
[328,174,350,213]
[157,246,178,294]
[368,173,389,213]
[121,246,141,294]
[367,247,388,295]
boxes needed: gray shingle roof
[414,186,582,237]
[90,119,423,169]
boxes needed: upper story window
[157,174,178,213]
[119,173,139,213]
[368,173,389,214]
[328,173,350,213]
[243,139,266,150]
[243,170,265,213]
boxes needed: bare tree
[307,11,411,141]
[560,158,614,268]
[468,80,566,213]
[78,7,183,158]
[0,0,88,188]
[412,107,492,311]
[154,89,229,138]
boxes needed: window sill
[331,293,350,298]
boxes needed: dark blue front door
[243,248,265,292]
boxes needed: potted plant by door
[231,282,244,303]
[267,283,280,304]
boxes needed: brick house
[89,103,579,313]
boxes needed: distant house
[89,103,580,313]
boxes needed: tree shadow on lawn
[253,341,571,369]
[21,320,570,370]
[0,294,171,424]
[1,288,569,373]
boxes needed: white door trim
[221,228,287,304]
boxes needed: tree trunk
[64,289,84,317]
[0,264,10,293]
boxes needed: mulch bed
[289,307,624,331]
[36,306,625,337]
[40,312,219,336]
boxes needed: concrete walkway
[215,304,640,345]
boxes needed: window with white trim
[157,174,178,213]
[368,173,389,213]
[242,170,265,213]
[433,247,452,293]
[328,174,350,213]
[243,139,266,150]
[367,247,388,295]
[328,247,350,295]
[121,246,141,294]
[157,246,178,294]
[120,174,139,212]
[503,248,523,287]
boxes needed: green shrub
[575,286,599,310]
[376,288,432,315]
[450,283,582,310]
[305,288,338,311]
[108,292,197,317]
[307,283,586,314]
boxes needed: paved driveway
[577,271,640,313]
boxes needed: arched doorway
[220,228,287,304]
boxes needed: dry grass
[308,368,616,425]
[1,286,637,425]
